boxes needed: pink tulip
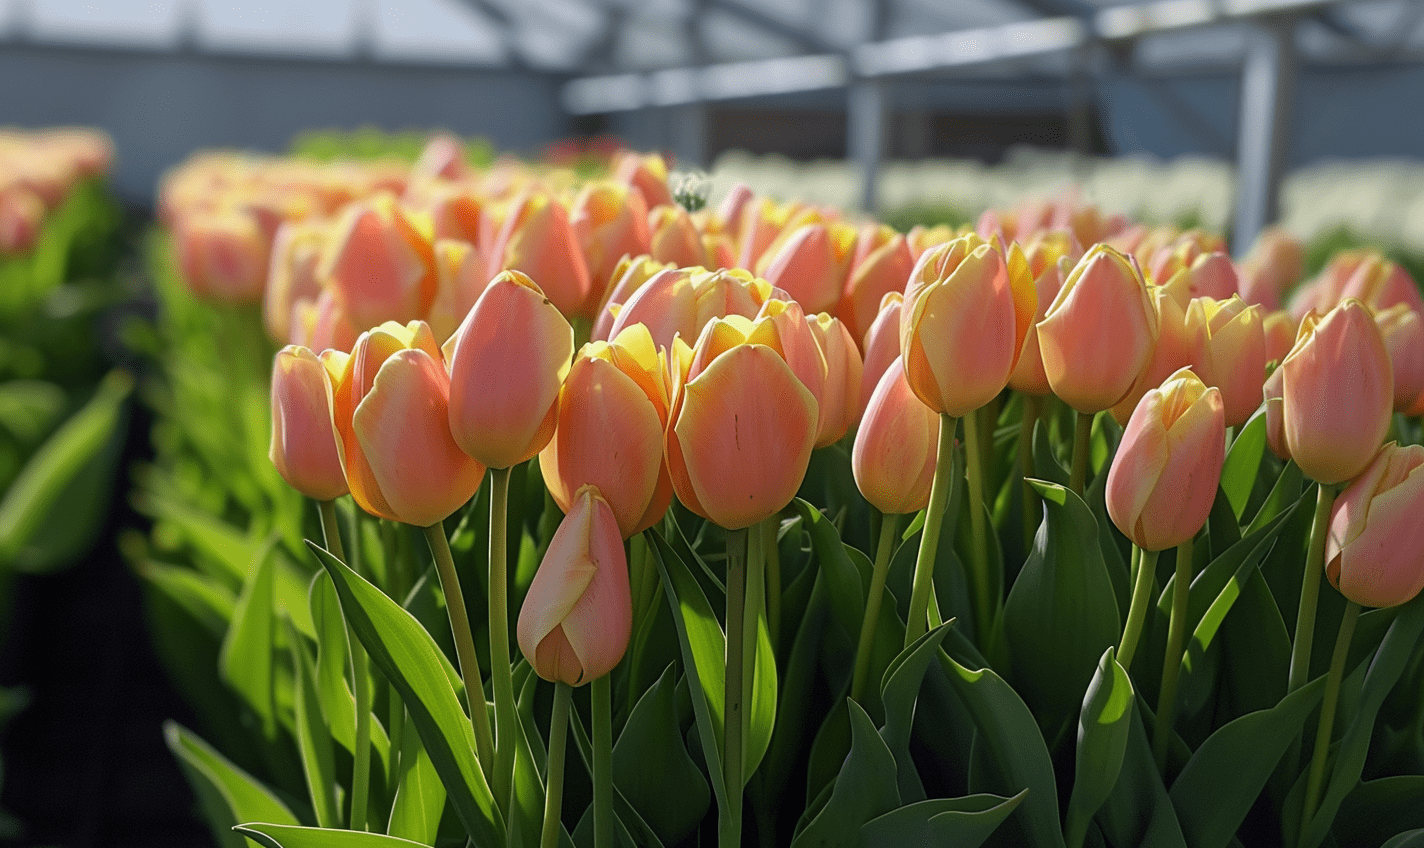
[759,223,856,315]
[486,189,592,318]
[648,204,708,269]
[1326,443,1424,608]
[1109,288,1200,426]
[837,231,915,344]
[270,346,348,502]
[263,220,327,343]
[318,194,437,329]
[607,266,781,353]
[1374,304,1424,413]
[853,357,938,515]
[807,312,863,446]
[571,182,652,307]
[858,292,904,420]
[590,255,675,342]
[173,208,270,304]
[1007,234,1074,397]
[1186,295,1270,427]
[517,485,632,685]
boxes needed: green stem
[387,687,404,794]
[1289,484,1339,693]
[1069,410,1093,496]
[317,500,346,562]
[905,413,958,648]
[962,405,996,646]
[1019,394,1042,553]
[319,500,369,830]
[540,683,573,848]
[423,524,496,785]
[1153,535,1194,770]
[763,517,781,655]
[721,527,748,848]
[1302,601,1361,838]
[852,511,901,702]
[591,674,614,848]
[1118,546,1159,671]
[488,466,518,809]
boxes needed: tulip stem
[1153,535,1194,771]
[1019,394,1042,553]
[1302,600,1361,839]
[591,673,614,848]
[722,526,748,848]
[852,510,901,703]
[317,499,346,562]
[1069,410,1093,496]
[318,500,369,830]
[1289,484,1339,694]
[905,414,958,648]
[763,517,781,655]
[963,404,996,646]
[423,524,496,787]
[540,682,573,848]
[1118,546,1159,671]
[488,465,518,812]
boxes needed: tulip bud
[590,255,676,342]
[1375,303,1424,413]
[173,208,270,304]
[1325,443,1424,608]
[1342,253,1424,318]
[806,312,863,446]
[263,220,327,343]
[853,357,938,515]
[1185,295,1270,427]
[486,189,592,318]
[517,485,632,685]
[293,288,360,354]
[1158,252,1239,306]
[1039,244,1158,414]
[329,321,485,526]
[858,292,904,419]
[1109,288,1199,426]
[270,346,348,502]
[319,194,437,329]
[1281,299,1393,485]
[424,238,489,344]
[1263,310,1297,367]
[648,204,708,270]
[446,271,574,469]
[614,150,674,210]
[539,324,672,538]
[608,266,781,352]
[571,182,652,304]
[1007,235,1073,396]
[1263,363,1288,460]
[1238,227,1303,312]
[759,223,857,315]
[1106,368,1225,551]
[837,231,915,344]
[899,235,1036,416]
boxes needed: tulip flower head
[853,357,939,515]
[1374,303,1424,412]
[517,485,632,685]
[270,346,348,502]
[806,312,863,446]
[608,266,782,353]
[1325,443,1424,608]
[1186,295,1269,427]
[319,193,437,329]
[1106,368,1225,552]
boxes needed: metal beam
[848,80,886,212]
[706,0,838,54]
[1232,17,1297,253]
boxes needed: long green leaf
[790,700,900,848]
[1065,648,1134,848]
[387,717,445,845]
[235,822,431,847]
[860,791,1027,848]
[614,664,711,845]
[791,499,864,639]
[221,537,280,737]
[308,542,504,848]
[879,624,953,803]
[309,572,390,770]
[288,623,340,828]
[165,721,300,848]
[1220,409,1267,520]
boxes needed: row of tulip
[137,132,1424,848]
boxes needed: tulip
[899,235,1036,417]
[1262,364,1288,460]
[1238,226,1304,311]
[1263,310,1297,366]
[486,189,592,318]
[807,312,863,445]
[424,238,489,344]
[1109,288,1199,426]
[607,266,781,353]
[328,321,485,526]
[1288,249,1370,320]
[590,254,675,342]
[1280,299,1393,485]
[446,271,574,469]
[648,204,708,270]
[735,198,815,270]
[411,132,470,182]
[837,231,915,344]
[666,317,819,530]
[1106,368,1225,552]
[1038,244,1158,414]
[759,223,856,315]
[173,208,270,304]
[270,346,348,502]
[853,358,938,516]
[613,150,673,210]
[263,220,327,343]
[1008,234,1074,396]
[1375,303,1424,412]
[1158,252,1240,306]
[0,187,44,254]
[423,184,490,247]
[570,182,652,303]
[858,292,904,420]
[292,288,359,353]
[517,485,632,685]
[1325,442,1424,608]
[319,193,437,329]
[1186,295,1270,427]
[1342,253,1424,318]
[539,324,672,538]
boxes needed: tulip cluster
[0,128,113,254]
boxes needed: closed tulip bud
[293,288,360,353]
[424,238,489,344]
[540,324,672,538]
[173,208,270,304]
[1106,368,1225,551]
[837,232,915,344]
[1186,295,1270,427]
[1039,244,1158,414]
[487,189,592,318]
[270,346,348,502]
[859,292,904,418]
[608,266,781,352]
[614,150,674,210]
[900,235,1036,416]
[716,183,756,238]
[1109,288,1199,426]
[759,222,856,315]
[1238,227,1304,312]
[571,182,652,303]
[646,203,707,269]
[1263,310,1297,367]
[1281,299,1393,485]
[319,194,437,329]
[666,317,819,530]
[411,133,470,182]
[423,185,490,247]
[446,271,574,469]
[1375,303,1424,412]
[736,198,816,270]
[590,255,676,342]
[1325,443,1424,608]
[1343,253,1424,318]
[853,357,938,515]
[807,312,863,445]
[517,485,632,685]
[329,321,485,526]
[1159,252,1240,306]
[1008,236,1073,396]
[263,220,327,343]
[1288,249,1370,320]
[1263,364,1288,460]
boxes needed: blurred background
[1,1,1422,845]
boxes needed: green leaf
[1245,459,1303,536]
[1301,594,1424,848]
[790,700,900,848]
[747,597,778,784]
[386,719,445,846]
[288,623,340,829]
[1220,408,1266,520]
[503,674,545,848]
[139,560,237,637]
[792,499,864,640]
[859,791,1027,848]
[937,651,1066,848]
[235,822,432,847]
[1003,480,1121,742]
[165,721,300,848]
[0,369,131,572]
[1169,676,1326,848]
[614,664,711,845]
[1065,648,1134,848]
[1094,701,1187,848]
[1032,417,1071,487]
[308,542,504,848]
[1384,830,1424,848]
[1332,776,1424,848]
[221,537,280,737]
[879,624,953,803]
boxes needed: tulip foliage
[134,132,1424,848]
